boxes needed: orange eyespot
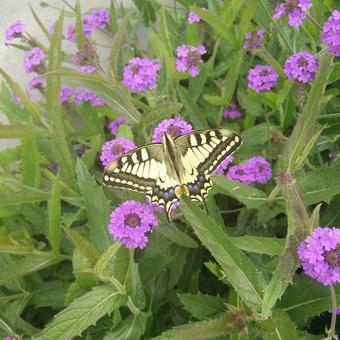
[175,186,189,198]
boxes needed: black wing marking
[174,128,242,176]
[102,143,163,195]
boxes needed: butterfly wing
[174,129,242,201]
[103,143,180,221]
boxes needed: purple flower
[60,86,74,103]
[187,11,201,24]
[27,77,45,95]
[79,64,96,73]
[23,48,46,73]
[72,42,98,66]
[227,164,255,185]
[226,156,272,185]
[108,117,126,135]
[175,44,206,77]
[100,137,137,167]
[48,162,58,171]
[223,103,242,120]
[213,156,234,176]
[243,29,265,50]
[122,57,161,93]
[247,65,279,93]
[273,0,312,27]
[321,10,340,57]
[108,200,158,249]
[337,308,340,315]
[298,227,340,286]
[5,20,24,41]
[284,51,318,83]
[246,156,272,184]
[66,16,95,43]
[152,117,193,143]
[74,87,105,106]
[2,336,17,340]
[90,8,110,29]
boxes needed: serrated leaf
[180,196,264,308]
[104,312,148,340]
[241,123,271,147]
[0,254,57,285]
[263,309,299,340]
[277,274,340,322]
[178,293,225,320]
[212,176,267,209]
[33,285,127,340]
[76,159,111,252]
[231,236,285,256]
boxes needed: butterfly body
[103,128,242,221]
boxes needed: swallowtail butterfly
[103,129,242,221]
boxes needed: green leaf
[110,12,132,75]
[63,227,98,267]
[104,312,148,340]
[241,123,271,147]
[178,293,225,320]
[21,138,41,188]
[151,314,235,340]
[263,309,299,340]
[76,159,111,252]
[262,182,308,316]
[0,254,57,285]
[156,221,198,248]
[0,124,48,138]
[277,274,340,322]
[298,164,340,205]
[328,62,340,84]
[180,196,264,308]
[177,86,208,129]
[0,191,49,207]
[47,11,76,189]
[94,242,122,279]
[33,286,127,340]
[48,175,61,255]
[231,236,285,256]
[212,176,268,209]
[75,1,85,50]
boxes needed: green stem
[306,13,322,30]
[326,285,337,339]
[127,296,141,314]
[267,184,280,205]
[257,48,285,76]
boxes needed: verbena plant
[0,0,339,339]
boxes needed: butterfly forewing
[103,143,163,194]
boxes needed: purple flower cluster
[273,0,312,27]
[2,336,17,340]
[175,44,206,77]
[213,156,234,176]
[298,227,340,286]
[23,48,46,73]
[100,137,137,167]
[222,103,242,120]
[122,57,161,93]
[108,117,126,135]
[5,20,24,41]
[108,200,158,249]
[227,156,272,185]
[248,65,279,93]
[243,29,265,50]
[152,117,193,143]
[59,86,105,106]
[321,10,340,57]
[284,51,318,83]
[66,8,110,42]
[187,11,201,24]
[79,64,96,73]
[27,77,45,96]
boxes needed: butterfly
[103,129,242,221]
